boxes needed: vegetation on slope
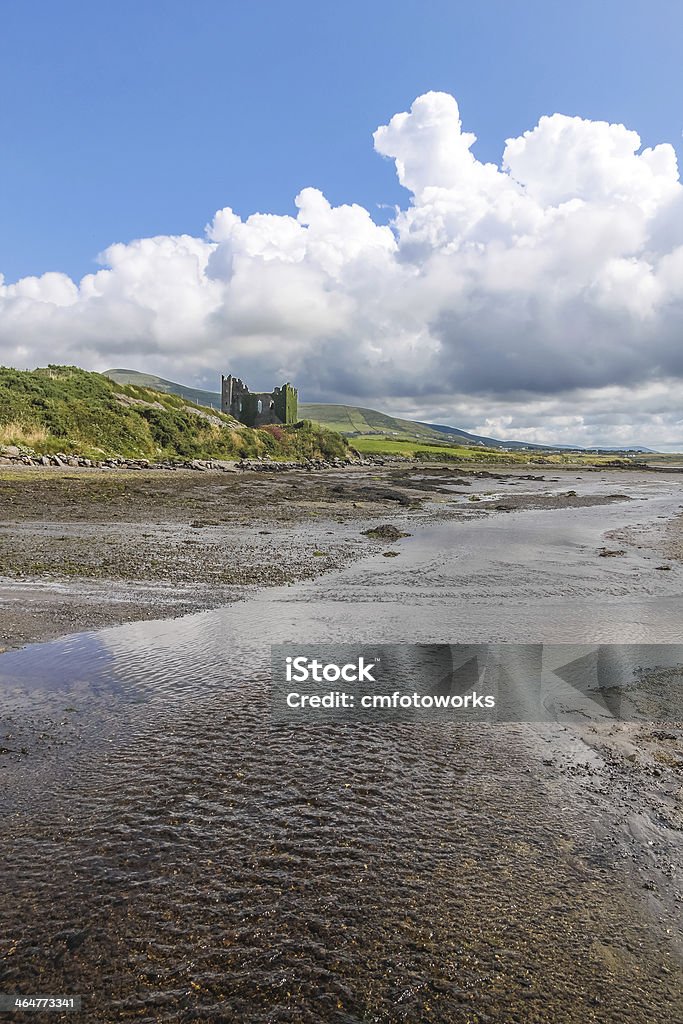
[296,403,466,444]
[102,368,658,462]
[0,366,349,462]
[102,370,575,451]
[105,367,221,410]
[104,371,488,446]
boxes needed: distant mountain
[418,421,549,451]
[104,370,655,453]
[420,422,654,453]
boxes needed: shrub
[0,365,350,463]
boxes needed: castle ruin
[221,375,298,427]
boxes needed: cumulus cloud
[2,91,683,446]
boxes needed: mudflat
[0,462,643,650]
[1,462,682,1022]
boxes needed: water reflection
[2,490,683,1021]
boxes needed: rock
[59,928,89,951]
[114,392,165,411]
[362,524,412,541]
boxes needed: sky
[2,0,683,448]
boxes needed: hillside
[0,366,349,462]
[105,368,222,410]
[103,370,658,454]
[104,370,513,448]
[296,403,468,443]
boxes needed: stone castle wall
[221,375,298,427]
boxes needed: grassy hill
[349,436,602,465]
[105,368,222,410]
[104,371,501,447]
[103,369,657,456]
[0,366,349,462]
[296,403,466,443]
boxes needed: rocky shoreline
[5,442,681,476]
[0,442,367,473]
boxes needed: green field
[638,453,683,467]
[351,436,627,465]
[351,437,501,459]
[296,403,459,443]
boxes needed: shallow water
[1,473,683,1022]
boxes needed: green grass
[103,379,467,446]
[103,370,665,456]
[351,437,494,459]
[0,365,349,463]
[351,436,623,465]
[104,374,484,446]
[639,453,683,465]
[297,403,456,443]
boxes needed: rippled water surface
[2,477,683,1022]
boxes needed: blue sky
[2,1,683,447]
[2,0,682,282]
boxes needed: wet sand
[0,462,638,651]
[0,462,644,651]
[1,463,682,1021]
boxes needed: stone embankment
[0,444,391,473]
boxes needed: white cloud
[2,91,683,446]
